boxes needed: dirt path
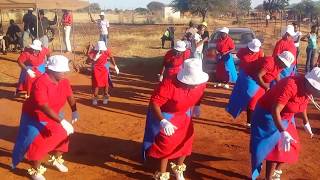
[0,24,319,180]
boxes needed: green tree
[254,4,264,11]
[231,0,251,23]
[238,0,251,14]
[171,0,228,22]
[263,0,289,14]
[134,7,149,15]
[147,1,165,14]
[170,0,189,13]
[291,0,320,23]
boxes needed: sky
[89,0,303,10]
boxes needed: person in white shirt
[90,12,110,46]
[266,14,271,27]
[192,25,208,60]
[292,22,302,60]
[185,21,197,36]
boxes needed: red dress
[247,56,285,110]
[237,47,264,75]
[88,50,111,88]
[215,36,235,82]
[17,48,49,93]
[21,74,73,161]
[272,38,297,64]
[258,76,309,163]
[162,49,191,80]
[147,79,206,159]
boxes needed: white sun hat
[248,39,262,53]
[278,51,295,68]
[28,8,34,11]
[286,25,296,36]
[47,55,70,72]
[100,12,105,16]
[174,40,187,52]
[29,39,42,51]
[219,27,229,34]
[95,41,107,51]
[305,67,320,91]
[177,58,209,85]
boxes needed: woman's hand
[114,65,120,75]
[60,119,74,135]
[158,74,163,82]
[279,131,296,152]
[304,123,314,138]
[71,111,79,124]
[160,119,177,136]
[301,110,314,138]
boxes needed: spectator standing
[89,12,110,46]
[37,10,57,48]
[62,9,73,52]
[22,8,37,48]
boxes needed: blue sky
[89,0,302,10]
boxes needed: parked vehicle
[203,27,263,75]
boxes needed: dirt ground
[0,22,320,180]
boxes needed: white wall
[164,7,180,20]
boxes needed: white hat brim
[286,30,295,36]
[278,56,291,68]
[306,76,320,91]
[177,71,209,85]
[174,47,186,52]
[30,44,42,51]
[48,65,70,73]
[248,46,260,53]
[219,30,229,34]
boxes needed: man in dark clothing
[161,26,175,49]
[37,9,57,48]
[201,22,210,53]
[22,8,37,48]
[6,19,23,50]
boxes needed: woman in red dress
[142,58,208,180]
[237,39,264,74]
[246,51,295,125]
[12,55,79,180]
[250,67,319,180]
[158,40,190,82]
[87,41,119,105]
[273,25,297,78]
[215,27,237,89]
[16,39,50,98]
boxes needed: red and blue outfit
[142,78,206,160]
[12,74,73,168]
[237,47,264,75]
[17,48,49,93]
[162,49,191,81]
[273,38,297,78]
[251,76,309,179]
[227,56,284,118]
[88,49,113,88]
[215,35,237,83]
